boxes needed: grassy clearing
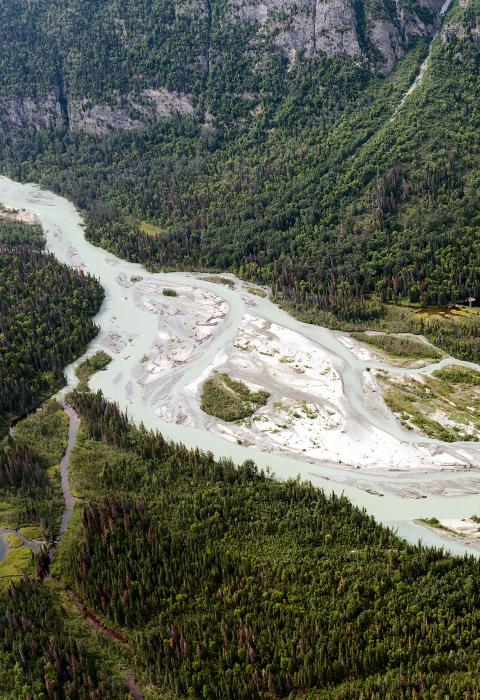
[75,351,111,391]
[286,302,480,363]
[201,373,270,421]
[139,220,165,236]
[433,365,480,386]
[414,306,480,321]
[14,399,68,468]
[0,535,32,584]
[378,368,480,442]
[19,525,42,540]
[351,332,442,360]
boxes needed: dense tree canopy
[0,217,103,434]
[0,579,124,698]
[1,2,480,697]
[45,390,480,699]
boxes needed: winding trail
[49,406,145,699]
[1,402,144,696]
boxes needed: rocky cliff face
[236,0,446,74]
[0,0,449,135]
[0,89,196,137]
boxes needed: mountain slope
[0,0,479,323]
[0,0,446,134]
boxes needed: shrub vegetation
[201,373,270,421]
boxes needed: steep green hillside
[1,0,480,320]
[1,0,479,330]
[0,0,443,109]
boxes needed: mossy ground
[139,220,165,236]
[414,306,480,321]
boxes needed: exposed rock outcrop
[441,18,480,41]
[0,89,196,136]
[67,103,143,135]
[237,0,447,74]
[1,92,64,132]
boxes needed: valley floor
[2,175,480,555]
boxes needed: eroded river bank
[1,175,480,557]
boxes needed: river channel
[1,175,480,557]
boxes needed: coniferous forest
[2,390,480,698]
[0,216,102,435]
[40,390,480,699]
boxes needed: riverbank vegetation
[0,534,32,583]
[202,276,236,289]
[377,367,480,442]
[0,216,103,436]
[44,390,480,698]
[433,364,480,386]
[287,300,480,363]
[1,0,480,695]
[419,516,480,546]
[350,332,442,361]
[201,372,270,421]
[75,351,111,392]
[246,285,267,298]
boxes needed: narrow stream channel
[0,404,79,566]
[47,403,80,562]
[1,175,480,557]
[0,528,40,566]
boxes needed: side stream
[0,404,79,566]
